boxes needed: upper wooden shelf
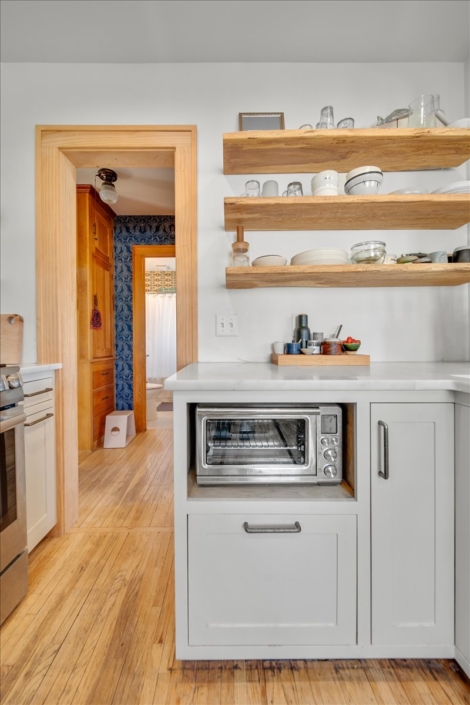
[226,263,470,289]
[224,194,470,231]
[223,128,470,174]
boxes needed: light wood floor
[1,419,469,705]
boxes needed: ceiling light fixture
[97,168,118,205]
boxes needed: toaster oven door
[197,407,317,483]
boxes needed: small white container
[262,180,279,197]
[311,170,339,193]
[273,341,285,354]
[312,185,339,196]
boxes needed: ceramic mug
[262,180,279,197]
[272,341,285,354]
[428,250,447,263]
[285,342,301,354]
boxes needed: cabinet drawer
[93,412,108,442]
[92,364,114,389]
[188,513,357,647]
[92,386,114,416]
[23,377,54,410]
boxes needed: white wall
[1,62,468,364]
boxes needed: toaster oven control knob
[323,448,337,461]
[331,436,339,445]
[321,437,329,446]
[324,464,337,478]
[7,373,22,388]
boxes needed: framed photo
[238,112,285,131]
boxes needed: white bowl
[252,255,287,267]
[450,118,470,128]
[346,180,382,196]
[312,186,339,196]
[390,188,427,195]
[311,170,339,186]
[346,165,383,181]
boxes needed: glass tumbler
[286,181,303,196]
[407,95,436,127]
[317,105,335,129]
[245,180,260,197]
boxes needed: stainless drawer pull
[378,420,389,480]
[24,387,53,398]
[101,396,110,401]
[25,413,54,427]
[243,521,301,534]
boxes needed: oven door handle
[243,521,301,534]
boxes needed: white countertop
[165,362,470,394]
[20,363,62,375]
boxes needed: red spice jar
[321,339,343,355]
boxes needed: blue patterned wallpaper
[114,215,175,410]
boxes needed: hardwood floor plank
[306,661,347,705]
[335,659,379,704]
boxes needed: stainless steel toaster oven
[196,405,342,485]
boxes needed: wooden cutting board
[271,352,370,366]
[0,314,24,365]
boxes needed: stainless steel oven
[196,405,342,485]
[0,366,27,624]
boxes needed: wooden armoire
[77,185,116,450]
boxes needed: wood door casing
[36,126,197,534]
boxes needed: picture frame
[238,112,285,131]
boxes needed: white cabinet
[371,403,454,646]
[455,401,470,673]
[188,513,357,647]
[22,375,56,551]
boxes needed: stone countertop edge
[165,362,470,395]
[20,363,63,374]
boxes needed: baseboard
[455,646,470,680]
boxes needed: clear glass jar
[350,240,386,264]
[232,241,250,266]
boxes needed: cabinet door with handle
[188,513,357,646]
[371,403,454,646]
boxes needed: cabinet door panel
[371,403,454,646]
[456,403,470,665]
[91,253,114,359]
[189,514,356,646]
[24,411,56,551]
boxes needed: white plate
[431,181,470,195]
[390,188,428,195]
[450,118,470,128]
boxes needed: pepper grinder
[231,226,250,266]
[295,314,310,349]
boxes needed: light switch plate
[216,314,238,336]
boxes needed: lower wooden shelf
[226,263,470,289]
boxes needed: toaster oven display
[321,414,337,435]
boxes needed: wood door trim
[132,245,176,432]
[36,125,197,535]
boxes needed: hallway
[1,424,469,705]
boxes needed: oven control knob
[7,373,22,388]
[331,436,339,445]
[321,437,329,446]
[0,375,8,392]
[323,448,337,461]
[324,464,337,478]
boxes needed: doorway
[35,126,197,534]
[133,245,176,430]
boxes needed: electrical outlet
[216,314,238,336]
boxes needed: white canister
[272,341,285,354]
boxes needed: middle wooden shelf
[224,194,470,231]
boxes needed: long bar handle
[25,413,54,427]
[243,521,301,534]
[24,387,53,398]
[378,420,389,480]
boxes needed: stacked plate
[291,248,349,266]
[431,181,470,195]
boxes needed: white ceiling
[1,1,469,63]
[76,167,175,216]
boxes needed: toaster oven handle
[243,521,301,534]
[378,420,389,480]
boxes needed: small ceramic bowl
[252,255,287,267]
[342,342,361,353]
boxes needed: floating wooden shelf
[223,128,470,174]
[226,264,470,289]
[224,194,470,231]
